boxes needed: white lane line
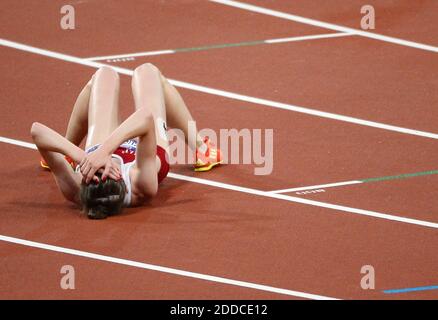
[0,235,337,300]
[86,50,175,61]
[264,32,352,44]
[0,136,37,150]
[1,37,438,140]
[85,32,352,61]
[210,0,438,53]
[2,135,438,229]
[0,38,132,76]
[270,181,363,194]
[168,173,438,229]
[169,78,438,140]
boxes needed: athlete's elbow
[138,109,154,130]
[145,112,154,126]
[137,107,153,121]
[142,182,158,199]
[146,185,158,198]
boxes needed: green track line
[361,170,438,183]
[174,40,265,53]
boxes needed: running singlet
[112,139,169,184]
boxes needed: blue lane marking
[383,285,438,294]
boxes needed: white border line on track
[1,38,438,140]
[86,50,175,61]
[2,136,438,230]
[84,32,353,61]
[0,136,37,150]
[210,0,438,53]
[271,181,362,194]
[265,32,352,44]
[0,234,338,300]
[168,173,438,229]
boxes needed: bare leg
[86,67,121,148]
[41,75,91,169]
[64,79,92,146]
[132,63,205,152]
[65,65,202,152]
[131,63,168,151]
[160,75,205,151]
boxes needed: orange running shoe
[194,138,222,172]
[40,158,50,170]
[40,156,76,171]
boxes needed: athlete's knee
[133,63,161,78]
[30,122,42,138]
[94,66,119,81]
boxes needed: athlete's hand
[79,149,114,184]
[99,158,122,182]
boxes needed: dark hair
[80,173,126,219]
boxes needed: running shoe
[40,158,50,170]
[194,137,222,172]
[40,156,76,171]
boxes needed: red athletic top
[86,139,169,184]
[113,144,169,184]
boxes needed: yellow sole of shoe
[40,161,50,170]
[194,160,223,172]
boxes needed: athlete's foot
[194,137,222,172]
[40,156,76,171]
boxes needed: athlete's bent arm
[31,122,86,203]
[131,113,158,198]
[79,107,158,197]
[31,122,86,163]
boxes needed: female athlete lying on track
[31,63,222,219]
